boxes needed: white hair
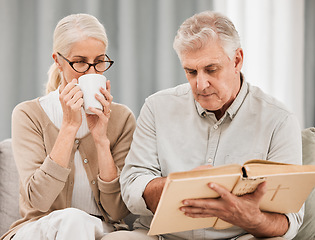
[46,13,108,94]
[173,11,241,60]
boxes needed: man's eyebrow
[183,64,220,71]
[183,66,196,71]
[205,63,220,68]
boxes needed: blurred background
[1,0,314,141]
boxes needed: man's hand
[180,182,289,238]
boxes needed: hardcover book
[148,160,315,235]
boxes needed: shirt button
[75,139,80,144]
[208,158,213,164]
[213,125,218,130]
[83,158,88,164]
[91,180,96,185]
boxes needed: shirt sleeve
[120,98,161,216]
[12,102,71,212]
[98,107,137,221]
[268,113,304,238]
[283,206,304,239]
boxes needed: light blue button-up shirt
[121,81,303,239]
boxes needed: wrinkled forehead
[180,39,228,67]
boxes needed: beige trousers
[236,235,284,240]
[101,229,284,240]
[101,229,159,240]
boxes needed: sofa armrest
[293,127,315,239]
[0,139,20,236]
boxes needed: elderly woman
[1,13,136,240]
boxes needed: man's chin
[198,100,220,112]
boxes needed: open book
[148,160,315,235]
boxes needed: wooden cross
[268,184,290,201]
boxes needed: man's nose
[196,74,210,91]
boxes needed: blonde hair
[173,11,240,60]
[46,13,108,94]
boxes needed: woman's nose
[85,66,97,74]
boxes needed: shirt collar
[194,74,248,120]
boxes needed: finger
[182,197,217,210]
[68,91,84,109]
[95,93,110,113]
[60,79,78,99]
[181,207,214,218]
[184,212,214,218]
[181,183,223,207]
[100,86,113,103]
[106,80,111,94]
[87,106,105,117]
[64,83,82,106]
[208,183,234,201]
[104,109,111,117]
[63,79,78,93]
[252,181,267,200]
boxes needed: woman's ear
[52,53,62,71]
[234,48,243,73]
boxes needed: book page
[169,164,241,179]
[244,159,315,178]
[232,177,266,196]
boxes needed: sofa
[1,128,315,239]
[0,138,137,237]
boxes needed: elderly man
[105,10,303,240]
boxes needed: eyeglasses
[57,52,114,73]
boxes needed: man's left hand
[180,182,268,231]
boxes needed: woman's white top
[39,89,102,216]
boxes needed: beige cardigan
[2,98,136,240]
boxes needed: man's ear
[234,48,243,73]
[52,53,62,71]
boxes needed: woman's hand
[50,79,83,168]
[86,80,113,145]
[87,80,117,182]
[59,79,83,131]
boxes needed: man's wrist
[245,212,289,238]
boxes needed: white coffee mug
[77,74,107,114]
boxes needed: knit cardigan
[1,98,136,240]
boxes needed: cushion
[0,139,20,236]
[293,127,315,240]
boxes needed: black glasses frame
[57,52,114,73]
